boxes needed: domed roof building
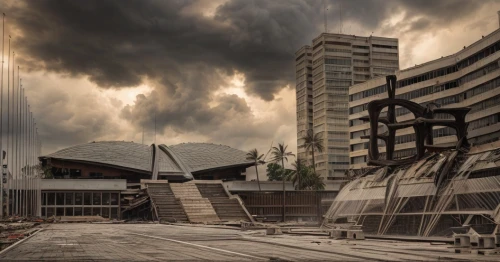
[40,141,254,182]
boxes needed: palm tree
[271,143,295,168]
[246,149,265,191]
[271,142,295,222]
[291,159,306,190]
[302,129,324,172]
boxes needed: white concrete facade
[349,28,500,170]
[296,33,399,180]
[41,179,127,191]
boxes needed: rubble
[0,218,43,251]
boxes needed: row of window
[325,65,351,72]
[325,57,352,66]
[469,94,500,114]
[41,192,120,206]
[349,76,500,116]
[372,59,399,67]
[395,81,458,101]
[373,67,397,74]
[354,67,370,72]
[325,48,351,53]
[459,61,499,85]
[42,206,120,218]
[325,79,352,86]
[400,41,500,88]
[372,52,398,57]
[325,71,352,79]
[351,114,499,150]
[353,52,369,57]
[354,74,370,81]
[295,52,310,61]
[372,44,398,50]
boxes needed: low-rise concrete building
[349,27,500,170]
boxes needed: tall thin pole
[5,42,10,216]
[30,114,33,216]
[24,94,27,217]
[323,0,327,33]
[0,13,5,219]
[154,111,156,144]
[339,3,342,34]
[15,59,19,215]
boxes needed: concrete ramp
[178,198,220,223]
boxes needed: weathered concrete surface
[1,223,499,261]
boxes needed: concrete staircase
[147,184,188,223]
[196,183,250,222]
[170,183,220,223]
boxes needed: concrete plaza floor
[0,223,499,261]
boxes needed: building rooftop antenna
[339,2,342,34]
[323,0,328,33]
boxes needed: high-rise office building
[349,28,500,171]
[296,33,399,180]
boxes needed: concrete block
[471,235,496,249]
[454,235,471,247]
[266,228,283,235]
[329,229,348,239]
[347,230,365,240]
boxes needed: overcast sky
[2,0,500,178]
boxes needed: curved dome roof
[43,141,152,172]
[168,143,253,172]
[41,141,253,179]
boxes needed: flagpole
[0,13,5,219]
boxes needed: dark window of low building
[102,207,109,218]
[65,193,73,205]
[47,193,55,205]
[111,208,118,219]
[56,193,64,205]
[110,193,119,205]
[47,207,54,217]
[75,193,83,205]
[89,172,103,178]
[93,193,101,205]
[84,193,91,205]
[102,193,110,205]
[42,193,46,205]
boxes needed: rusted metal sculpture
[364,75,470,167]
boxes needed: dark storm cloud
[3,0,494,139]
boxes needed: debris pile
[0,219,42,251]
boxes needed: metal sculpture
[365,75,470,167]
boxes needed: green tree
[266,163,283,181]
[246,149,265,191]
[36,164,54,179]
[290,159,325,191]
[302,129,324,172]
